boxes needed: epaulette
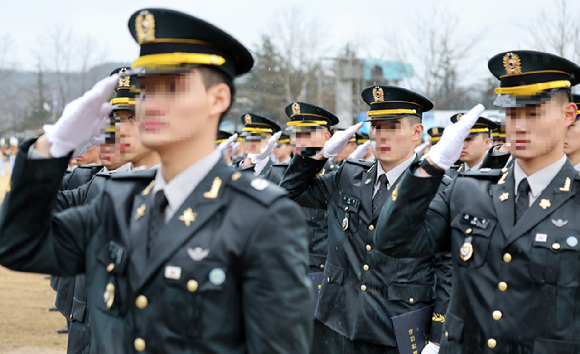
[458,168,503,178]
[345,159,374,169]
[227,171,287,207]
[110,169,157,180]
[76,163,103,170]
[272,162,290,167]
[441,174,452,186]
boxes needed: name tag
[164,266,182,280]
[535,233,548,243]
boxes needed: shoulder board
[76,164,103,170]
[458,168,503,178]
[110,169,157,180]
[441,174,452,186]
[95,170,116,178]
[345,159,374,169]
[272,162,290,167]
[227,172,287,206]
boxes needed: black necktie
[148,190,169,257]
[373,174,389,213]
[515,178,530,224]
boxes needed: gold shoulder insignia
[135,204,146,220]
[232,172,242,181]
[142,180,155,195]
[178,208,197,227]
[539,199,551,209]
[392,183,399,201]
[559,177,571,192]
[203,177,222,199]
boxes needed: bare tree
[385,10,483,109]
[526,0,580,63]
[0,33,15,84]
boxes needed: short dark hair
[197,66,235,122]
[552,88,572,105]
[406,115,422,126]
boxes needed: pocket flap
[451,214,496,238]
[443,312,464,343]
[96,241,128,275]
[71,297,87,322]
[387,284,434,304]
[323,262,345,285]
[341,195,360,213]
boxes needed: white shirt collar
[574,161,580,172]
[374,153,416,194]
[464,161,483,171]
[152,150,221,222]
[513,155,567,202]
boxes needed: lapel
[360,162,377,225]
[128,180,155,290]
[491,166,515,237]
[505,161,577,247]
[134,160,232,291]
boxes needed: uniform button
[466,228,472,234]
[327,277,330,283]
[552,243,561,250]
[363,264,369,271]
[498,282,508,292]
[488,338,497,349]
[493,311,502,320]
[503,253,512,263]
[366,245,372,251]
[344,206,349,211]
[368,225,374,231]
[135,295,148,309]
[69,314,73,320]
[134,338,146,351]
[320,264,324,269]
[360,285,367,291]
[445,331,449,339]
[187,280,199,292]
[106,263,115,272]
[409,298,415,303]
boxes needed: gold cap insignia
[432,127,439,135]
[292,102,301,115]
[503,53,522,75]
[456,114,463,121]
[372,87,384,102]
[244,114,252,124]
[118,68,130,88]
[135,10,156,44]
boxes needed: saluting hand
[217,133,238,155]
[349,140,371,160]
[248,131,282,164]
[318,122,364,159]
[43,74,119,158]
[426,104,485,170]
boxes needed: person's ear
[206,82,231,118]
[413,123,424,141]
[564,102,578,128]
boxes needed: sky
[1,0,578,84]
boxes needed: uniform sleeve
[242,197,312,354]
[374,161,454,257]
[480,145,511,169]
[0,138,101,276]
[279,154,341,210]
[55,176,96,211]
[430,252,452,342]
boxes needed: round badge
[342,217,349,231]
[209,268,226,285]
[460,243,473,262]
[567,236,578,247]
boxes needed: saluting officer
[375,50,580,353]
[0,8,312,354]
[237,113,281,177]
[280,86,452,354]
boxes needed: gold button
[492,311,502,320]
[327,277,330,283]
[320,264,324,269]
[70,314,73,320]
[106,263,115,272]
[135,295,148,309]
[187,280,199,292]
[503,253,512,263]
[368,225,374,231]
[361,285,367,291]
[498,282,508,292]
[366,245,372,251]
[409,298,415,303]
[134,338,146,351]
[466,228,472,234]
[445,331,449,339]
[363,264,369,271]
[344,206,349,211]
[488,338,497,349]
[552,243,561,250]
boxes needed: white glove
[323,122,363,158]
[248,131,282,164]
[426,104,485,170]
[421,342,440,354]
[349,140,371,160]
[43,75,119,158]
[217,133,238,155]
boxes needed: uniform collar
[375,153,416,188]
[513,154,567,198]
[464,160,483,171]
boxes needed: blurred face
[98,142,122,169]
[564,119,580,161]
[291,127,331,156]
[506,98,576,160]
[76,146,100,165]
[136,69,228,150]
[116,109,153,163]
[460,134,490,167]
[274,143,292,160]
[370,117,422,164]
[244,135,271,154]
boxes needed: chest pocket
[162,258,227,337]
[451,214,497,269]
[340,195,360,234]
[529,229,580,286]
[95,241,129,316]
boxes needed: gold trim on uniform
[432,313,445,322]
[203,177,222,199]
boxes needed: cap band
[367,109,417,118]
[110,97,136,106]
[429,136,441,142]
[287,120,328,127]
[242,127,273,133]
[495,80,571,96]
[132,52,226,69]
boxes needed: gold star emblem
[179,208,197,227]
[539,199,551,210]
[499,192,509,201]
[135,204,146,220]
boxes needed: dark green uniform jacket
[280,154,452,346]
[375,161,580,353]
[0,139,312,354]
